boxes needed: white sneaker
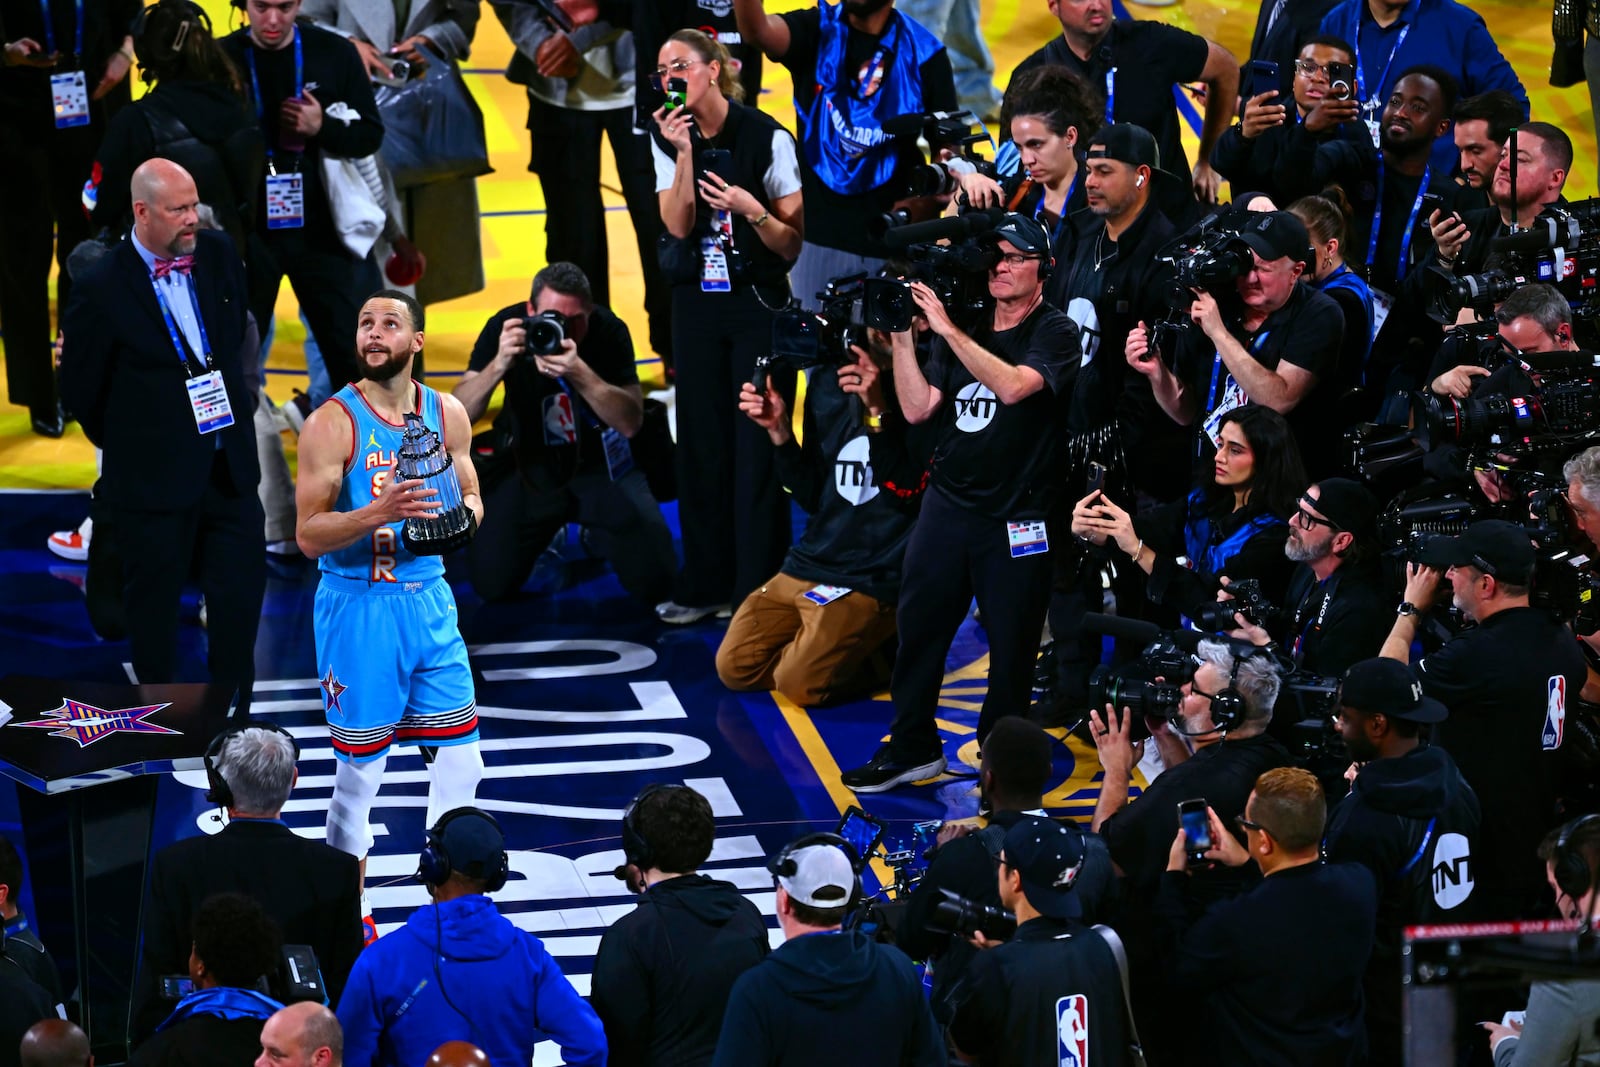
[46,517,92,561]
[655,600,731,625]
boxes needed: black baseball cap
[1425,519,1536,584]
[989,212,1051,257]
[1340,657,1448,723]
[1238,210,1313,266]
[1001,815,1085,919]
[1085,123,1159,170]
[1309,478,1378,540]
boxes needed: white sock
[424,742,484,829]
[326,751,389,859]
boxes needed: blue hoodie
[336,895,605,1067]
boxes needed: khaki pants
[715,572,897,707]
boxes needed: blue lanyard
[152,276,213,372]
[1353,6,1413,112]
[1366,161,1429,281]
[1209,330,1271,409]
[38,0,84,62]
[1032,172,1078,247]
[1104,66,1116,124]
[244,31,304,161]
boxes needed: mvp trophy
[397,411,476,554]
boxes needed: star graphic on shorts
[321,668,348,714]
[11,699,178,747]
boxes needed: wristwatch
[1396,601,1422,617]
[750,211,771,228]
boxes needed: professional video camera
[1411,351,1600,450]
[758,274,869,387]
[1147,214,1254,351]
[1428,197,1600,323]
[887,109,999,200]
[872,205,1009,333]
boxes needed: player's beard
[361,346,412,383]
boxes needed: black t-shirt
[924,305,1079,520]
[1013,20,1210,185]
[632,1,764,126]
[467,303,638,487]
[1278,560,1393,679]
[777,7,956,256]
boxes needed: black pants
[247,228,379,392]
[887,488,1054,756]
[526,96,672,365]
[467,464,676,605]
[106,455,267,715]
[0,117,99,417]
[670,282,792,608]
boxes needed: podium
[0,676,235,1065]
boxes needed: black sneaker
[840,744,947,794]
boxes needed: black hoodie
[590,874,769,1067]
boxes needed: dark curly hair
[633,785,715,874]
[999,63,1101,145]
[191,892,282,988]
[133,0,244,97]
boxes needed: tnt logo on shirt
[1056,994,1089,1067]
[1067,297,1102,367]
[1544,675,1567,751]
[543,394,577,446]
[833,435,878,506]
[1430,832,1475,910]
[954,382,999,432]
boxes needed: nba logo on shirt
[1543,675,1567,751]
[543,393,577,446]
[1056,994,1089,1067]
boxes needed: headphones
[203,720,301,809]
[1135,174,1146,187]
[1037,254,1056,281]
[417,808,510,893]
[767,831,863,909]
[1172,647,1257,737]
[1553,814,1600,902]
[131,0,211,63]
[618,782,675,876]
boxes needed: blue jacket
[1319,0,1527,176]
[336,895,605,1067]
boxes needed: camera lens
[525,313,566,357]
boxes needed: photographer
[715,333,918,707]
[1224,478,1390,680]
[1126,210,1344,458]
[1382,520,1586,919]
[1429,122,1571,282]
[1425,284,1579,402]
[454,262,676,607]
[1155,769,1377,1067]
[650,29,804,624]
[1322,658,1482,1067]
[946,817,1129,1067]
[839,214,1080,793]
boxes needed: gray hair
[1494,283,1570,337]
[216,727,297,814]
[1564,445,1600,505]
[1195,639,1280,725]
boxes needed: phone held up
[665,76,688,113]
[1177,799,1213,866]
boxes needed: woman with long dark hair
[648,29,804,624]
[1071,403,1305,617]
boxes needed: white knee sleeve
[425,742,484,829]
[326,753,389,859]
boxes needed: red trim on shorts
[330,732,392,759]
[394,715,479,745]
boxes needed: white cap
[778,844,855,907]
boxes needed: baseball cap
[1425,519,1537,585]
[775,843,856,908]
[1001,815,1085,919]
[1085,123,1160,170]
[989,213,1051,257]
[436,809,506,882]
[1237,210,1313,266]
[1309,478,1378,540]
[1339,657,1448,723]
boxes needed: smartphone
[1086,460,1107,497]
[1177,799,1213,864]
[835,805,886,869]
[699,148,735,184]
[1419,192,1445,220]
[1326,61,1355,100]
[665,76,688,112]
[1248,59,1280,101]
[160,975,195,1000]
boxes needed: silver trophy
[396,411,476,555]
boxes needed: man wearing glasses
[1225,478,1390,679]
[1323,657,1482,1067]
[1381,519,1586,920]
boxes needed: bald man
[20,1020,90,1067]
[256,1003,342,1067]
[59,157,265,712]
[425,1043,487,1067]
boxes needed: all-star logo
[11,699,178,747]
[322,668,348,714]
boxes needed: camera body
[1085,631,1195,741]
[1432,198,1600,322]
[523,310,568,357]
[929,888,1017,941]
[1192,578,1278,633]
[1148,219,1255,351]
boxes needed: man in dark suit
[58,157,265,713]
[131,724,362,1045]
[1247,0,1341,85]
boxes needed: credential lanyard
[1033,172,1079,248]
[1367,161,1429,281]
[1103,66,1116,124]
[152,279,213,374]
[1209,330,1271,409]
[38,0,83,63]
[244,31,303,165]
[1353,9,1412,117]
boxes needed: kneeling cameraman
[454,263,676,605]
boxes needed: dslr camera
[523,310,568,357]
[928,888,1017,941]
[1084,629,1196,742]
[1192,578,1279,633]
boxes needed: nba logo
[1543,675,1567,751]
[542,393,577,446]
[1056,994,1089,1067]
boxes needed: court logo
[1056,994,1089,1067]
[11,699,178,747]
[833,436,879,505]
[954,382,999,432]
[1430,832,1475,910]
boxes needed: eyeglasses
[994,855,1013,871]
[1234,814,1266,834]
[651,58,704,81]
[1293,59,1334,78]
[1293,496,1339,530]
[996,252,1043,268]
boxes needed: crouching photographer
[454,263,676,606]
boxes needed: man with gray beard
[1224,478,1390,679]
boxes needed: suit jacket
[1247,0,1341,78]
[131,818,363,1045]
[301,0,479,62]
[58,230,259,511]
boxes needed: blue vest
[1181,490,1285,577]
[799,3,944,196]
[320,382,448,585]
[1320,263,1376,344]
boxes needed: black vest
[139,95,264,257]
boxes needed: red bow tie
[152,255,194,280]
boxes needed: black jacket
[0,957,55,1067]
[132,819,362,1044]
[1276,559,1392,679]
[590,874,769,1067]
[2,922,62,1009]
[0,0,142,134]
[58,230,260,512]
[128,1012,267,1067]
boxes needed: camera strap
[1291,570,1340,661]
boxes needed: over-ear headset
[1171,647,1256,737]
[1037,254,1055,281]
[417,808,510,893]
[203,720,301,809]
[131,0,211,65]
[617,782,675,877]
[1553,814,1600,901]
